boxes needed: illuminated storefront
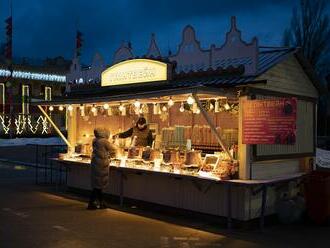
[40,17,318,225]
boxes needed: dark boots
[87,188,108,210]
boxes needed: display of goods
[191,125,223,147]
[142,148,161,161]
[128,147,142,159]
[161,125,237,149]
[213,165,231,180]
[81,144,92,156]
[213,160,239,180]
[163,149,180,164]
[59,153,66,160]
[115,147,125,158]
[150,150,162,161]
[184,150,202,166]
[200,163,213,172]
[142,148,151,160]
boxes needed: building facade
[0,56,70,137]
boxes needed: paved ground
[0,162,329,248]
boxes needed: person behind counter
[88,128,117,210]
[114,117,153,147]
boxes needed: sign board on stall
[242,98,297,145]
[101,59,168,87]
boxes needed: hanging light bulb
[139,108,143,114]
[119,104,125,112]
[91,105,97,116]
[103,103,109,110]
[209,102,214,111]
[192,103,198,113]
[179,102,185,112]
[107,107,113,116]
[119,104,126,116]
[196,108,201,114]
[142,104,149,114]
[59,105,64,111]
[49,106,54,112]
[79,104,85,117]
[168,98,174,107]
[153,103,159,115]
[224,102,231,111]
[215,100,220,113]
[91,105,97,112]
[67,105,73,112]
[134,100,141,108]
[162,105,167,112]
[187,95,195,105]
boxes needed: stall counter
[53,158,305,228]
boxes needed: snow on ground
[0,137,65,147]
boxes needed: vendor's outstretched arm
[117,128,133,139]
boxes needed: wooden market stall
[38,18,319,226]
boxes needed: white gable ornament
[113,42,134,64]
[146,33,161,58]
[169,25,209,73]
[210,16,258,75]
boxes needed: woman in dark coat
[88,128,117,210]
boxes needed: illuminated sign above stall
[101,59,168,87]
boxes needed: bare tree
[0,42,5,63]
[283,0,330,75]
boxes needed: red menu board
[242,98,297,145]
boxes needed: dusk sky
[0,0,329,64]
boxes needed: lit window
[0,83,5,113]
[22,85,30,114]
[45,86,52,101]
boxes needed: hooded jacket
[90,128,117,189]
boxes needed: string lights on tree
[0,114,49,136]
[0,115,11,134]
[15,115,27,135]
[41,116,48,134]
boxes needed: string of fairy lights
[0,114,49,135]
[47,95,239,118]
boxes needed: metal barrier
[30,144,67,187]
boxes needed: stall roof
[35,84,248,105]
[36,47,305,105]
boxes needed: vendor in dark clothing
[115,117,153,147]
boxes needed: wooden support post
[192,93,233,160]
[238,95,251,179]
[37,105,73,149]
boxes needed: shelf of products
[59,148,239,180]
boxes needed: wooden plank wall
[256,97,314,156]
[255,55,318,98]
